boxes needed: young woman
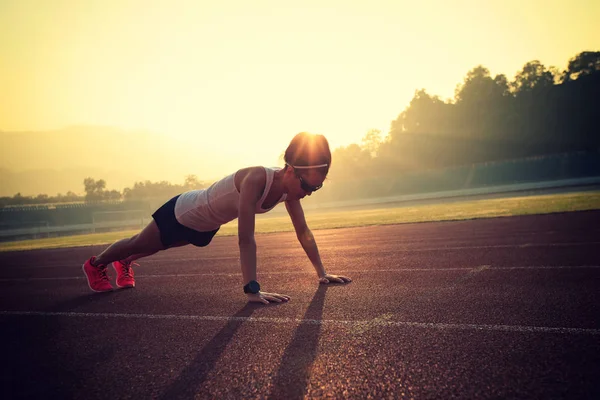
[83,132,352,303]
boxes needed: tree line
[330,51,599,182]
[0,175,209,207]
[2,50,598,207]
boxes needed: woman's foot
[112,260,136,288]
[82,257,113,292]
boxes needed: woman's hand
[247,291,291,304]
[319,273,352,284]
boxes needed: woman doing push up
[83,132,352,303]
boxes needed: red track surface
[1,211,599,399]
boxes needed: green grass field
[1,191,599,252]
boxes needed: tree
[103,190,122,201]
[84,178,96,196]
[95,179,106,192]
[390,89,454,136]
[493,74,510,96]
[562,51,600,82]
[184,175,201,190]
[84,177,107,201]
[511,60,555,93]
[330,144,372,180]
[361,129,382,157]
[453,66,511,143]
[122,180,182,201]
[454,66,494,103]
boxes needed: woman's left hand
[319,273,352,284]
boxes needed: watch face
[248,281,260,293]
[245,280,260,294]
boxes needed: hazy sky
[1,0,599,170]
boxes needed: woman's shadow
[159,302,262,399]
[268,284,329,399]
[159,284,331,400]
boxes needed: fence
[1,152,599,241]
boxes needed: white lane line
[1,265,599,282]
[406,242,600,252]
[441,265,491,291]
[469,265,490,274]
[1,310,598,335]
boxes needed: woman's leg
[93,220,166,266]
[121,240,189,264]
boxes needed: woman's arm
[238,168,291,303]
[285,199,352,284]
[237,168,263,285]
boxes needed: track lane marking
[1,310,598,335]
[1,265,599,282]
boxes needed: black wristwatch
[243,280,260,294]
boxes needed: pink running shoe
[112,260,136,288]
[82,257,113,292]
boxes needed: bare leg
[121,240,190,264]
[122,252,157,264]
[93,220,166,266]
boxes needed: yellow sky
[1,0,599,175]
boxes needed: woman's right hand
[247,291,291,304]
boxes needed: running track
[1,210,599,399]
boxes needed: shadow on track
[2,290,122,398]
[49,291,118,311]
[268,284,329,399]
[159,302,263,399]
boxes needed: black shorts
[152,195,219,248]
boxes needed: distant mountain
[0,126,226,197]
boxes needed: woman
[83,132,352,303]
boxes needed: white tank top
[174,166,287,232]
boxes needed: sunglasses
[294,169,323,192]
